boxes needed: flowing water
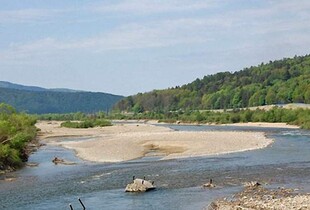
[0,125,309,210]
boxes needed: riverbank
[223,122,300,128]
[36,121,275,163]
[116,120,300,129]
[210,186,310,210]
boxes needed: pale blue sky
[1,0,310,96]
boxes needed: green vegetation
[61,119,112,128]
[36,111,112,128]
[112,54,310,129]
[36,111,106,121]
[32,54,310,130]
[114,54,310,112]
[37,111,110,121]
[0,103,37,171]
[0,85,123,114]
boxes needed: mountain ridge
[0,81,84,93]
[0,82,123,114]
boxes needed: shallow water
[0,125,309,209]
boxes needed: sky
[1,1,310,96]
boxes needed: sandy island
[35,121,297,163]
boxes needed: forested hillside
[0,85,123,114]
[114,55,310,112]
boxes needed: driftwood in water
[69,198,86,210]
[52,157,76,165]
[125,177,156,192]
[52,157,64,164]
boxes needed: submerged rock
[26,162,39,167]
[52,157,76,165]
[125,178,156,192]
[244,181,261,188]
[0,176,17,182]
[52,157,65,164]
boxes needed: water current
[0,124,309,210]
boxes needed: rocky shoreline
[209,186,310,210]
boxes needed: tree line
[111,106,310,129]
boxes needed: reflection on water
[0,125,309,210]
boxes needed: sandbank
[223,122,299,129]
[116,120,300,129]
[36,121,274,163]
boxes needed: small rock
[203,179,216,188]
[4,177,17,182]
[244,181,261,188]
[26,162,39,167]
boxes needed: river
[0,125,309,209]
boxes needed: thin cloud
[0,17,216,61]
[1,1,310,71]
[91,0,216,15]
[0,8,64,24]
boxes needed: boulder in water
[125,178,156,192]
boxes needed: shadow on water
[0,125,309,209]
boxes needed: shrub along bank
[60,119,112,128]
[0,103,37,172]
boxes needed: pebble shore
[210,186,310,210]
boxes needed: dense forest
[0,84,123,114]
[0,103,37,171]
[114,55,310,112]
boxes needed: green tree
[265,89,277,105]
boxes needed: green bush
[0,104,37,170]
[0,144,22,167]
[94,119,112,127]
[61,119,112,128]
[60,121,81,128]
[10,132,33,151]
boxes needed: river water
[0,125,309,210]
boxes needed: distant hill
[0,81,81,93]
[0,82,123,114]
[0,81,47,92]
[114,54,310,112]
